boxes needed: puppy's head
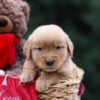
[24,25,74,72]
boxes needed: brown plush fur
[20,25,84,92]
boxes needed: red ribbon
[0,33,21,69]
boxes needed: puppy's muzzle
[45,58,55,66]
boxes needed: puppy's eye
[36,47,42,51]
[56,46,63,50]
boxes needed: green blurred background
[24,0,100,99]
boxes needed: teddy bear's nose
[45,59,55,66]
[0,18,8,27]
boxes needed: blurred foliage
[24,0,100,99]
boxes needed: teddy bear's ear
[23,38,32,60]
[65,34,74,58]
[21,1,30,22]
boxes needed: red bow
[0,33,21,69]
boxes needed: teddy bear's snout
[0,18,8,27]
[45,58,55,67]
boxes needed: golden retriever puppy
[20,25,84,92]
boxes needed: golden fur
[20,25,84,93]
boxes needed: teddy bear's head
[0,0,30,37]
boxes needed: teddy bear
[0,0,30,74]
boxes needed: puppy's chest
[56,73,69,80]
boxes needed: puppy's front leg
[20,59,36,82]
[36,72,59,92]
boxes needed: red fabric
[0,75,38,100]
[78,83,85,96]
[0,33,21,69]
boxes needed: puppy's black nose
[45,59,54,66]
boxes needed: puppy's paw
[36,78,50,92]
[20,73,34,83]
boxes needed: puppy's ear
[65,34,74,58]
[23,38,32,60]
